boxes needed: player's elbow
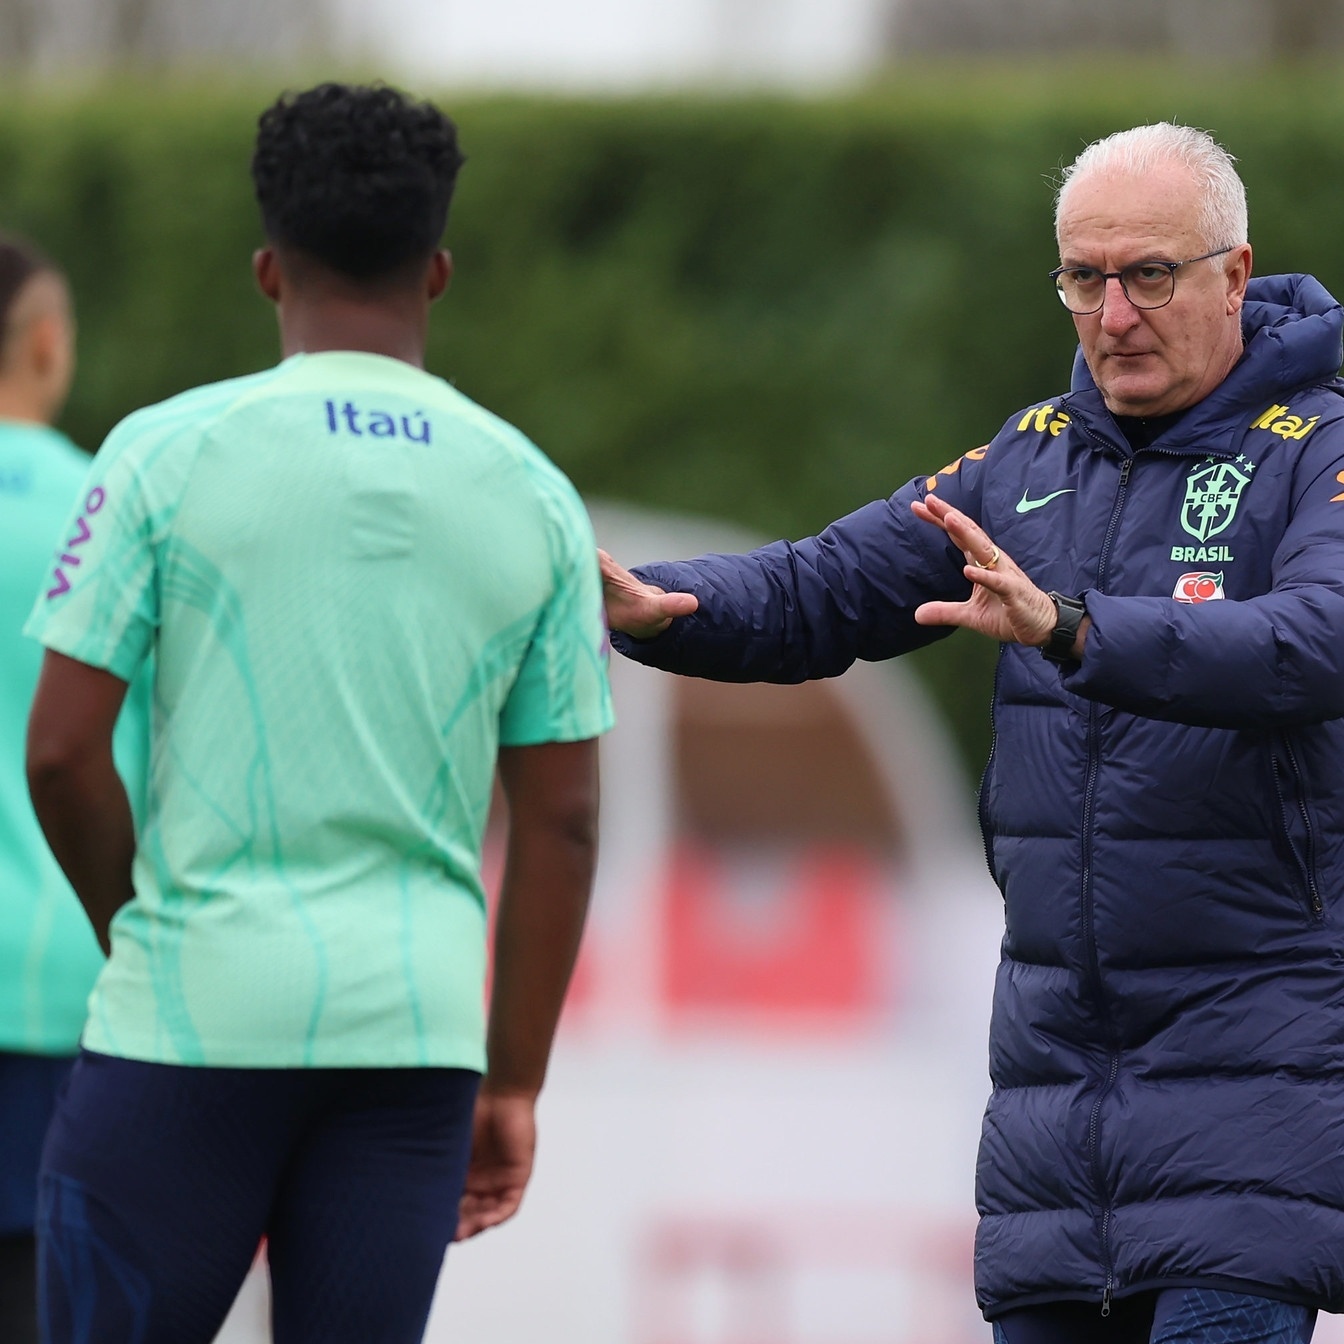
[27,740,74,810]
[26,717,101,808]
[513,793,600,883]
[26,651,128,810]
[549,804,599,856]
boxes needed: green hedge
[4,71,1344,776]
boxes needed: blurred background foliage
[3,70,1344,773]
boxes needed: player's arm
[26,650,136,955]
[455,736,600,1241]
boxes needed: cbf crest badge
[1181,457,1255,543]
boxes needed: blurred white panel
[333,0,894,90]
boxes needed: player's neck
[0,381,57,425]
[276,297,430,368]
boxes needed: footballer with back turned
[24,83,613,1344]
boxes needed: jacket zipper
[1080,694,1120,1315]
[1076,436,1132,1311]
[1272,736,1323,919]
[978,656,1004,884]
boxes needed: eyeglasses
[1048,246,1236,315]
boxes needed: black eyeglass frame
[1048,245,1238,315]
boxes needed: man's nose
[1099,276,1142,333]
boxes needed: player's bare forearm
[26,651,136,954]
[456,739,598,1242]
[27,755,134,954]
[487,738,600,1096]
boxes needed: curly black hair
[251,83,466,281]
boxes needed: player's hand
[599,549,698,639]
[454,1086,538,1241]
[910,495,1061,649]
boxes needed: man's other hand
[599,549,698,639]
[911,495,1074,651]
[454,1085,537,1241]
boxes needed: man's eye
[1129,265,1172,285]
[1068,269,1103,286]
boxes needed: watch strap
[1042,591,1087,664]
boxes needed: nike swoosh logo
[1016,488,1076,514]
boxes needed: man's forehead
[1057,163,1204,259]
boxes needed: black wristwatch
[1042,591,1087,664]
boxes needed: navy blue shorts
[37,1050,480,1344]
[0,1052,75,1237]
[991,1289,1317,1343]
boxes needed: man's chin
[1098,373,1175,419]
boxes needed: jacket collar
[1063,272,1344,457]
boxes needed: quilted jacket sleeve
[611,455,987,683]
[1064,418,1344,727]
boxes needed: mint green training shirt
[25,353,614,1069]
[1,420,148,1055]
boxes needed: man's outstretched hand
[911,494,1076,651]
[599,550,699,639]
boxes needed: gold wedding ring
[982,546,1000,570]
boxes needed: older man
[602,124,1344,1343]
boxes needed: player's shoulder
[440,381,589,521]
[0,425,90,531]
[97,366,289,474]
[429,376,537,456]
[3,421,90,486]
[47,429,89,473]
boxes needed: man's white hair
[1055,123,1248,258]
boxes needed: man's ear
[26,312,61,377]
[253,247,283,303]
[427,249,453,302]
[1226,242,1252,316]
[27,310,76,417]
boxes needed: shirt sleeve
[23,418,164,684]
[499,482,616,746]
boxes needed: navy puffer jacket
[612,274,1344,1318]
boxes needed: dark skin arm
[455,737,600,1241]
[26,651,136,955]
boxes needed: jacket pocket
[1270,735,1323,921]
